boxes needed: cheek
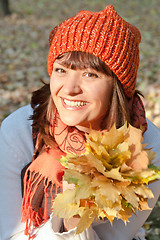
[50,76,61,97]
[91,82,113,107]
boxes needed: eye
[85,72,99,78]
[54,68,66,73]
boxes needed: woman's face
[50,59,113,132]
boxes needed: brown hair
[30,51,131,150]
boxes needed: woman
[0,5,160,240]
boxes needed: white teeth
[63,99,87,107]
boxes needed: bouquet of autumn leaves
[52,123,160,234]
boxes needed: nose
[63,72,82,95]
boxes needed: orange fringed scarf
[21,93,147,238]
[21,111,86,238]
[21,148,65,236]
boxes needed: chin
[59,115,79,126]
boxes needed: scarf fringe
[21,168,63,237]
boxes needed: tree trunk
[1,0,11,15]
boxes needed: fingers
[63,180,75,192]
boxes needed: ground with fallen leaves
[0,0,160,239]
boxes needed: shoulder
[143,119,160,162]
[1,104,33,130]
[0,105,34,161]
[1,104,33,136]
[0,106,34,239]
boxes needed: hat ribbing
[48,5,141,97]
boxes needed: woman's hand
[62,181,80,232]
[63,215,80,232]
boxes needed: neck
[75,125,91,134]
[75,116,108,133]
[75,122,102,133]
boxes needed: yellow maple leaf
[101,124,126,149]
[122,169,157,184]
[103,207,118,218]
[64,169,91,186]
[103,167,128,182]
[95,194,114,209]
[121,186,139,209]
[102,212,115,225]
[118,205,133,223]
[53,123,159,234]
[92,180,121,203]
[139,198,151,211]
[126,150,149,171]
[125,125,149,170]
[85,152,109,173]
[133,184,154,199]
[76,207,98,234]
[53,189,79,219]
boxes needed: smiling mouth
[63,98,88,108]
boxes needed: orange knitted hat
[48,5,141,98]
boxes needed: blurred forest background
[0,0,160,239]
